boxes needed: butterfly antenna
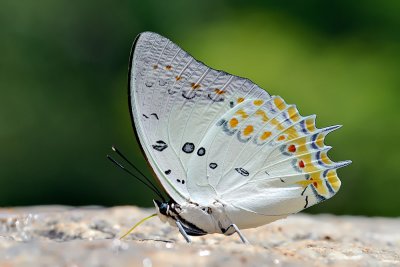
[111,145,165,200]
[107,155,165,201]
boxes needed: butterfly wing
[186,94,351,228]
[129,32,270,203]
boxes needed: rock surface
[0,206,399,267]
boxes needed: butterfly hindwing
[187,94,350,226]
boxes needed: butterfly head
[154,199,168,215]
[153,199,171,223]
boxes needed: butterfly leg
[175,220,191,243]
[227,224,250,244]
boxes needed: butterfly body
[128,32,351,242]
[154,199,237,236]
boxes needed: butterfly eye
[154,199,169,215]
[159,202,168,215]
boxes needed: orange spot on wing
[243,125,254,136]
[260,131,272,141]
[214,89,226,95]
[191,83,201,89]
[253,99,264,106]
[237,97,244,103]
[175,76,181,81]
[277,135,286,141]
[229,118,239,128]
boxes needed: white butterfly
[126,31,351,243]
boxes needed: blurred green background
[1,1,399,216]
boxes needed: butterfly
[118,31,351,244]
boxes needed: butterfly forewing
[130,32,271,203]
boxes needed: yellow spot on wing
[296,174,328,196]
[255,110,269,122]
[327,170,341,191]
[306,118,316,132]
[284,127,300,140]
[253,99,264,106]
[316,133,324,147]
[320,151,332,165]
[237,97,244,103]
[271,118,284,130]
[300,154,318,173]
[260,131,272,140]
[243,125,254,136]
[229,118,239,128]
[274,96,286,110]
[288,106,300,122]
[235,109,248,119]
[293,137,308,153]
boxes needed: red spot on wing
[288,144,296,153]
[299,160,305,168]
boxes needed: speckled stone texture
[0,206,399,267]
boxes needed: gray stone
[0,206,399,266]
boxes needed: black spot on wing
[207,93,224,102]
[304,196,309,208]
[182,142,195,153]
[209,163,218,169]
[145,81,153,87]
[182,91,196,100]
[152,140,167,152]
[235,167,249,177]
[164,169,171,175]
[150,113,159,120]
[197,147,206,156]
[216,119,225,126]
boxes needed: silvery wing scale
[128,32,351,243]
